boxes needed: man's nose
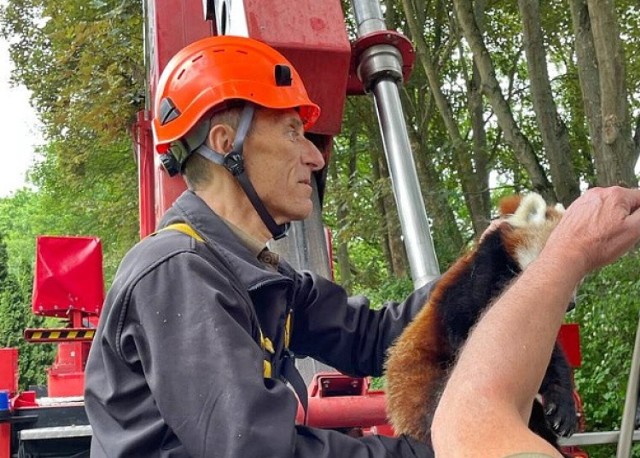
[303,137,325,171]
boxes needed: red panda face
[500,193,565,270]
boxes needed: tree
[452,0,556,202]
[402,0,492,235]
[0,231,55,389]
[518,0,580,206]
[329,130,356,291]
[0,0,142,282]
[581,0,638,187]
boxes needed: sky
[0,31,43,198]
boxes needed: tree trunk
[329,131,356,291]
[410,129,465,270]
[402,0,491,236]
[586,0,637,187]
[634,115,640,164]
[466,0,491,235]
[568,0,602,187]
[453,0,556,202]
[518,0,580,206]
[372,136,409,278]
[370,145,398,278]
[397,88,465,270]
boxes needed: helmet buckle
[223,151,245,176]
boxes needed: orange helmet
[152,35,321,153]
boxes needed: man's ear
[208,123,235,154]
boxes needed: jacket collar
[158,190,292,291]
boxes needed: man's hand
[544,186,640,277]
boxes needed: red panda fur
[498,194,522,216]
[384,193,571,444]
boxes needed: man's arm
[431,187,640,458]
[289,272,437,377]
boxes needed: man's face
[242,108,325,223]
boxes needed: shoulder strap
[281,350,308,419]
[157,223,204,242]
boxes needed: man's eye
[288,130,301,141]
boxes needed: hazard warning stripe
[24,328,96,342]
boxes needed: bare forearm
[454,251,580,415]
[431,251,578,457]
[432,187,640,457]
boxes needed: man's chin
[277,205,314,223]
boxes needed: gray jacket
[85,190,435,457]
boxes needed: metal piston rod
[350,0,440,289]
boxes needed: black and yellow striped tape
[24,328,96,342]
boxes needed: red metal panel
[134,111,156,238]
[47,342,88,397]
[154,171,187,228]
[0,349,18,393]
[32,236,104,317]
[304,393,388,429]
[243,0,350,136]
[146,0,213,111]
[558,323,582,368]
[146,0,214,226]
[0,423,9,458]
[299,373,390,430]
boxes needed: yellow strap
[261,312,292,379]
[259,329,275,379]
[284,312,292,349]
[261,333,275,354]
[157,223,204,242]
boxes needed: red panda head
[499,193,565,270]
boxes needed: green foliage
[570,250,640,456]
[0,0,142,285]
[0,0,144,141]
[0,189,42,278]
[29,140,138,282]
[0,232,55,389]
[355,276,414,311]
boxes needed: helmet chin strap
[194,104,290,240]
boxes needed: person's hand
[544,186,640,277]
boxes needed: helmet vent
[159,97,181,125]
[275,65,292,86]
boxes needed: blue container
[0,390,9,412]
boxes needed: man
[432,186,640,457]
[84,35,435,457]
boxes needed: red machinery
[1,236,102,456]
[0,0,588,456]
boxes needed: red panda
[384,193,578,448]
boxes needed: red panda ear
[499,195,522,217]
